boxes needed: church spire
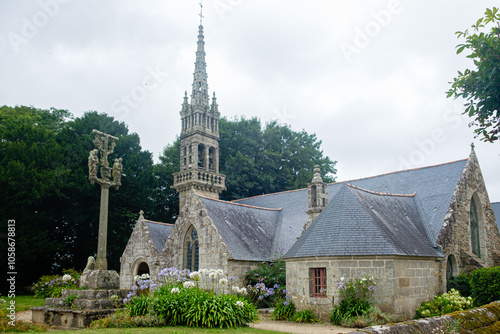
[172,3,226,213]
[191,0,209,108]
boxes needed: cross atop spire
[199,0,204,26]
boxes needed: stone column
[96,184,110,270]
[203,146,209,170]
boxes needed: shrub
[89,309,165,329]
[329,276,378,325]
[470,266,500,306]
[293,309,317,323]
[340,306,393,328]
[246,250,286,288]
[123,267,258,328]
[447,273,472,297]
[32,269,81,299]
[245,250,286,307]
[414,289,473,319]
[271,298,296,320]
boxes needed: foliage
[246,251,286,288]
[122,267,258,328]
[0,302,48,332]
[339,306,393,328]
[271,298,296,320]
[90,309,165,329]
[414,289,473,319]
[155,117,338,222]
[292,309,317,323]
[447,7,500,142]
[245,251,286,306]
[219,117,337,200]
[63,294,80,309]
[469,266,500,306]
[447,272,472,297]
[0,106,156,290]
[32,270,80,299]
[330,276,378,325]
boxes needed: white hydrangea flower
[239,287,248,295]
[171,287,180,294]
[141,273,150,279]
[219,278,228,285]
[183,281,195,288]
[232,286,240,293]
[62,274,72,282]
[235,300,244,307]
[133,275,140,282]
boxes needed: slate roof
[199,197,281,261]
[232,159,468,259]
[492,202,500,231]
[144,220,174,254]
[286,184,442,258]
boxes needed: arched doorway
[446,254,458,290]
[136,262,150,276]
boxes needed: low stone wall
[348,301,500,333]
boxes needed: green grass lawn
[1,295,45,312]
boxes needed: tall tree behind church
[0,106,155,292]
[157,116,337,213]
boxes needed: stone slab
[79,270,120,289]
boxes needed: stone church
[120,20,500,319]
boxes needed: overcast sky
[1,0,499,202]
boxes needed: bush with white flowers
[121,267,258,328]
[415,289,474,319]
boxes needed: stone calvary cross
[88,129,122,271]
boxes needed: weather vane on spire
[199,0,204,26]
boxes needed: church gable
[119,213,173,289]
[437,148,500,269]
[160,191,231,272]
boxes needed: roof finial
[471,142,475,151]
[199,0,204,26]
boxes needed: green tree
[447,7,500,142]
[156,116,337,213]
[150,138,180,224]
[220,117,336,200]
[54,111,156,272]
[0,105,72,291]
[0,107,156,292]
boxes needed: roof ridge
[327,158,468,186]
[346,183,416,197]
[144,220,174,226]
[232,187,308,202]
[199,195,283,211]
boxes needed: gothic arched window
[470,199,481,258]
[184,227,199,272]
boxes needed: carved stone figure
[83,256,96,273]
[88,149,99,183]
[112,158,123,187]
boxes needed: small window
[310,268,326,297]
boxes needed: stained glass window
[185,227,199,271]
[470,200,480,257]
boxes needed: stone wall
[286,255,443,321]
[119,219,161,289]
[437,150,500,274]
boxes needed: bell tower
[172,4,226,212]
[302,165,328,234]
